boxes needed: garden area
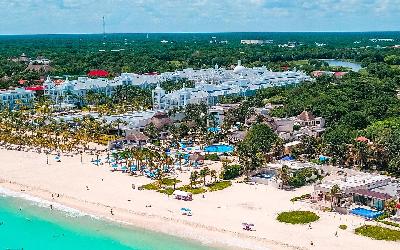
[140,177,232,196]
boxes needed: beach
[0,148,399,250]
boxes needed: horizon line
[1,30,400,36]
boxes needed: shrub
[208,181,232,192]
[161,178,181,186]
[355,225,400,241]
[277,211,320,224]
[205,153,220,161]
[376,212,391,221]
[290,194,311,202]
[339,224,347,230]
[220,164,242,180]
[379,220,400,229]
[179,185,206,194]
[158,188,174,195]
[140,183,158,190]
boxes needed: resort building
[153,61,311,111]
[314,173,399,211]
[53,110,157,134]
[4,61,310,110]
[42,72,162,107]
[208,104,240,126]
[241,40,273,45]
[0,88,35,109]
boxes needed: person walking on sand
[110,208,114,215]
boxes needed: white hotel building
[152,61,311,111]
[0,88,35,109]
[1,61,310,110]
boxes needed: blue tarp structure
[207,127,221,133]
[319,155,330,162]
[281,156,295,161]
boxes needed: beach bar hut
[173,190,193,201]
[189,153,205,165]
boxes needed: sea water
[0,189,214,250]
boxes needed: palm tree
[210,169,218,183]
[278,165,290,188]
[199,167,210,186]
[155,167,164,188]
[330,184,341,209]
[384,199,398,215]
[190,171,199,188]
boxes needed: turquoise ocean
[0,188,214,250]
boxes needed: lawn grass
[355,225,400,241]
[141,179,230,195]
[277,211,320,224]
[179,185,207,194]
[161,178,181,186]
[158,187,174,195]
[208,181,232,192]
[140,182,159,190]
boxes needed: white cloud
[0,0,399,33]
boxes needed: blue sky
[1,0,399,34]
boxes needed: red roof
[356,136,369,143]
[396,203,400,209]
[19,79,28,85]
[87,70,109,77]
[281,66,289,71]
[334,72,347,77]
[25,86,44,91]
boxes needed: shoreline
[0,179,299,250]
[1,148,399,250]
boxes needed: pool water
[254,172,275,179]
[350,207,383,219]
[204,144,234,153]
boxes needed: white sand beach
[0,148,399,250]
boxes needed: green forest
[0,32,400,175]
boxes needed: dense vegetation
[1,32,400,176]
[2,32,400,88]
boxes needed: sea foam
[0,186,97,218]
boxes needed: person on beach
[50,204,53,210]
[110,208,114,215]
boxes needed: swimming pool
[254,171,276,179]
[204,144,234,153]
[350,207,383,219]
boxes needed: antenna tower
[102,16,106,40]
